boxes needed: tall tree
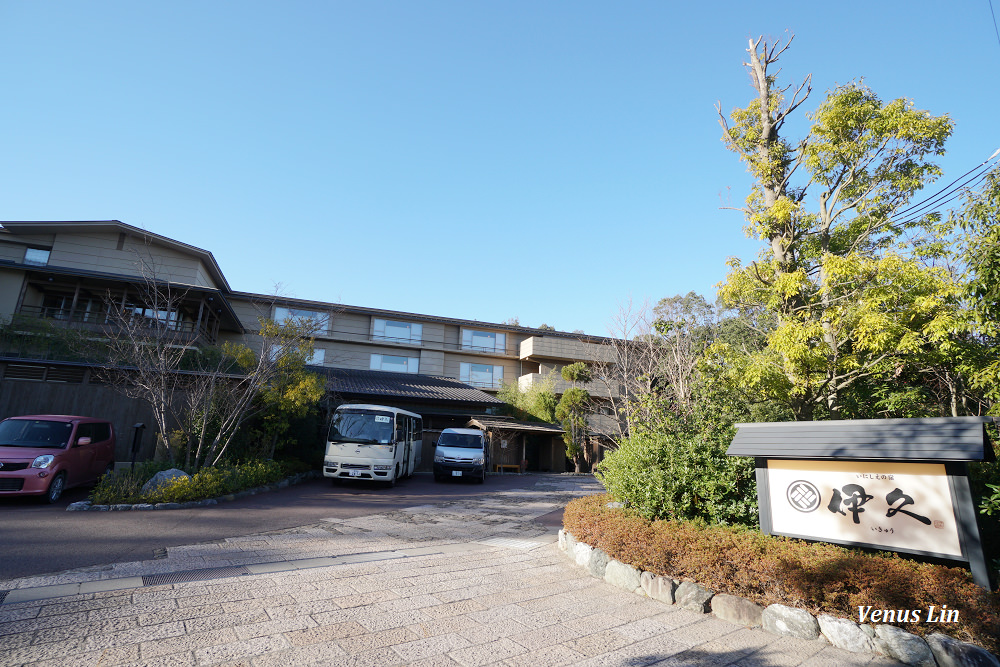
[715,36,957,419]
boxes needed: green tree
[498,372,558,423]
[556,386,590,472]
[715,36,958,419]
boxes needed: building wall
[0,269,25,320]
[38,231,220,289]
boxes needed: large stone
[712,594,763,627]
[926,633,1000,667]
[564,532,578,556]
[588,547,610,578]
[574,542,593,568]
[140,468,190,495]
[66,501,91,511]
[604,560,641,593]
[817,615,874,654]
[762,604,821,640]
[675,581,713,613]
[640,572,676,604]
[875,625,936,667]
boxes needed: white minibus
[322,404,422,487]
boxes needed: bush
[594,427,758,526]
[564,494,1000,652]
[90,460,289,505]
[90,460,176,505]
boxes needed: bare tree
[652,292,719,412]
[588,298,665,439]
[97,250,324,468]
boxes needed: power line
[990,0,1000,53]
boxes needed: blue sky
[2,2,998,336]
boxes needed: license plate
[349,470,362,477]
[452,470,462,477]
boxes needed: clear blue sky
[2,2,997,336]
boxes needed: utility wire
[989,0,1000,54]
[889,148,1000,225]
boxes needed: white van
[323,404,422,487]
[433,427,487,483]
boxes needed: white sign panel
[766,460,963,558]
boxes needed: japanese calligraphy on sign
[766,460,962,557]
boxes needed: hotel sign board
[727,418,996,590]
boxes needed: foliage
[89,460,180,504]
[556,386,590,471]
[560,361,592,384]
[717,37,961,419]
[594,395,758,526]
[178,316,324,470]
[564,494,1000,652]
[498,372,558,423]
[90,460,289,505]
[537,323,556,331]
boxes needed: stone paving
[0,475,900,666]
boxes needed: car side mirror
[75,436,92,447]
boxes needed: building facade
[0,221,618,469]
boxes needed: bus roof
[335,404,422,419]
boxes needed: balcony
[13,306,212,345]
[519,336,612,363]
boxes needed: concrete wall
[519,336,612,363]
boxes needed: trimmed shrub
[595,427,757,526]
[564,494,1000,652]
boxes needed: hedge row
[563,494,1000,653]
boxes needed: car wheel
[46,472,67,504]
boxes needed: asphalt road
[0,472,575,581]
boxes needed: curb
[559,529,999,667]
[65,470,322,511]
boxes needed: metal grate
[3,364,45,381]
[142,565,250,587]
[0,479,25,492]
[0,590,8,604]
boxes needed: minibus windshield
[328,411,394,444]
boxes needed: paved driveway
[0,475,898,666]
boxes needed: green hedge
[564,494,1000,653]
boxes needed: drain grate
[142,565,250,587]
[0,590,8,604]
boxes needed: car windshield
[328,410,394,444]
[0,419,73,448]
[438,432,484,449]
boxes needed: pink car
[0,415,116,503]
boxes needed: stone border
[558,529,999,667]
[65,471,322,511]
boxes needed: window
[274,306,329,331]
[307,348,325,366]
[370,353,419,374]
[460,362,503,388]
[373,319,422,344]
[461,329,505,354]
[23,248,50,266]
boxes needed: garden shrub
[564,494,1000,652]
[90,460,175,505]
[594,427,758,526]
[90,460,289,505]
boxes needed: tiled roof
[317,368,504,406]
[467,416,564,434]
